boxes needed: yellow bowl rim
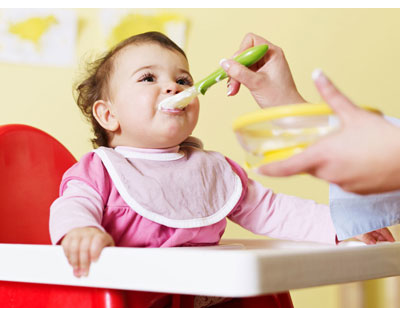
[233,103,381,131]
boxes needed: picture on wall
[100,9,188,49]
[0,8,77,67]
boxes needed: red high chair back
[0,124,76,244]
[0,124,126,307]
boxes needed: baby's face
[107,43,199,148]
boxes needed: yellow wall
[2,8,400,307]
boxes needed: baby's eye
[139,73,156,82]
[176,77,193,86]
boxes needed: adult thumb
[220,59,261,91]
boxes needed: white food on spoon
[158,86,199,110]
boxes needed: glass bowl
[233,103,380,169]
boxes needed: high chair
[2,124,400,307]
[0,124,294,307]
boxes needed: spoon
[158,44,269,111]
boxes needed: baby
[50,32,393,289]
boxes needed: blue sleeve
[330,185,400,240]
[329,115,400,240]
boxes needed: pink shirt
[49,145,337,247]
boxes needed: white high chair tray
[0,239,399,297]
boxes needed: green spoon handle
[194,44,268,95]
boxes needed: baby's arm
[228,177,337,244]
[50,180,114,277]
[229,177,395,244]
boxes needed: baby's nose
[164,82,183,95]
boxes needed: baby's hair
[75,31,187,148]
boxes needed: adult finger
[312,69,359,123]
[256,146,322,177]
[227,76,241,96]
[356,233,377,245]
[378,228,395,242]
[238,32,273,53]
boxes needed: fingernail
[312,68,324,81]
[73,268,81,278]
[219,58,230,71]
[227,85,233,96]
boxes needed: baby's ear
[92,100,119,132]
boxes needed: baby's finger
[68,238,81,274]
[61,236,71,263]
[90,233,114,263]
[89,234,105,263]
[79,237,92,277]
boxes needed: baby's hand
[354,228,395,245]
[61,227,115,278]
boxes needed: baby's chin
[152,129,193,148]
[159,134,190,148]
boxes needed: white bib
[94,144,243,228]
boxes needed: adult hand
[258,69,400,195]
[220,32,305,107]
[354,228,395,245]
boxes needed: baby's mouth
[159,107,185,114]
[158,103,186,114]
